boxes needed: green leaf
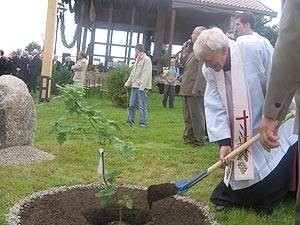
[105,170,121,183]
[95,186,117,205]
[117,195,133,209]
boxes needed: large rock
[0,75,36,149]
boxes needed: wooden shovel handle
[206,111,295,175]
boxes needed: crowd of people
[0,48,84,92]
[124,8,300,222]
[0,48,42,93]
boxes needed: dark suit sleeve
[263,0,300,121]
[194,60,206,96]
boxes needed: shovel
[147,111,295,207]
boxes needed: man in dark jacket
[28,49,42,93]
[0,50,7,75]
[179,26,207,147]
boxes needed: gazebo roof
[174,0,277,17]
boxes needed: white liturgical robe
[203,34,297,190]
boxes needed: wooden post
[88,26,96,66]
[153,1,166,68]
[167,8,176,59]
[105,3,113,68]
[81,27,88,52]
[124,31,130,62]
[127,5,136,64]
[39,0,58,102]
[76,26,83,56]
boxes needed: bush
[106,64,131,107]
[51,68,73,95]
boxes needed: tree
[255,15,279,46]
[25,41,42,52]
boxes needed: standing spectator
[53,55,62,71]
[5,51,18,76]
[63,56,75,71]
[28,49,42,93]
[259,0,300,223]
[14,48,23,79]
[179,26,207,147]
[21,51,30,86]
[71,51,87,86]
[124,44,152,127]
[162,57,180,109]
[0,50,7,75]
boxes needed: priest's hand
[259,117,280,151]
[220,145,233,165]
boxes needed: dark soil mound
[17,185,215,225]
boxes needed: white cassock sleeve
[203,67,231,142]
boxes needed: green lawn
[0,93,295,225]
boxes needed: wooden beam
[127,5,136,64]
[88,26,96,66]
[153,1,166,66]
[105,3,113,68]
[39,0,58,102]
[81,27,88,52]
[167,8,176,59]
[108,30,113,56]
[76,26,83,58]
[124,31,130,61]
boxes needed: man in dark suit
[14,49,23,79]
[20,51,30,86]
[259,0,300,223]
[53,55,62,71]
[63,56,75,71]
[28,49,42,93]
[179,26,207,147]
[0,50,7,75]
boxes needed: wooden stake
[40,0,58,102]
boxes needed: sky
[0,0,281,60]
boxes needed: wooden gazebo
[61,0,276,72]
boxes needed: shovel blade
[147,183,178,208]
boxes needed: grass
[0,92,295,225]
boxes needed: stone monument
[0,75,54,165]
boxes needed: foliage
[51,67,73,95]
[106,64,131,107]
[25,41,42,52]
[50,85,134,221]
[256,25,279,46]
[255,15,279,46]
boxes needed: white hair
[193,27,229,60]
[32,49,39,55]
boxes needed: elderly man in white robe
[193,27,298,214]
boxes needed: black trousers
[162,85,175,108]
[211,142,298,214]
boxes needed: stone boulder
[0,75,36,149]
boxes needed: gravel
[0,146,55,166]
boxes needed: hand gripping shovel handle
[178,111,295,193]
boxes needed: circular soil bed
[6,184,218,225]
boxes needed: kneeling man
[194,27,297,214]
